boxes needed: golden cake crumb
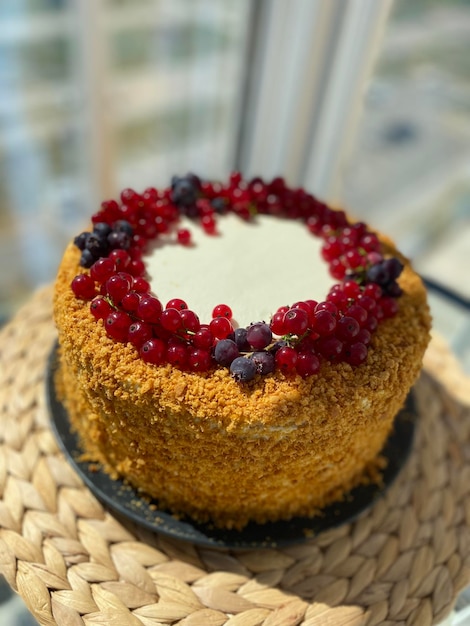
[53,227,431,530]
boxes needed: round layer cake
[53,173,431,530]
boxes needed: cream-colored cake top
[146,213,334,327]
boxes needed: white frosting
[146,213,335,327]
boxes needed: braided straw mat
[1,287,470,626]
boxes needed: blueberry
[80,249,95,268]
[211,197,227,214]
[268,340,288,354]
[366,257,404,294]
[230,356,257,382]
[85,232,109,257]
[74,231,90,251]
[385,281,403,298]
[171,174,200,208]
[246,322,272,350]
[384,257,404,281]
[250,351,275,375]
[214,339,240,366]
[113,220,134,236]
[234,327,250,352]
[93,222,112,238]
[107,231,131,250]
[366,262,390,287]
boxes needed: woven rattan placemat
[1,287,470,626]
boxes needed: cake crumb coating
[53,234,431,529]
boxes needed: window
[0,0,250,319]
[341,0,470,368]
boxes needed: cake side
[53,229,430,529]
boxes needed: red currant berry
[99,199,120,223]
[367,251,383,266]
[291,301,311,316]
[316,337,343,361]
[270,312,286,336]
[306,215,323,236]
[140,338,166,365]
[212,303,232,319]
[201,214,217,235]
[166,298,188,311]
[71,274,96,300]
[90,296,113,319]
[363,283,382,301]
[177,228,191,246]
[160,308,183,332]
[155,216,170,235]
[321,237,343,262]
[304,300,319,321]
[351,221,367,237]
[137,295,163,323]
[210,316,233,339]
[132,276,150,293]
[360,233,381,253]
[331,209,348,229]
[356,328,372,346]
[329,258,347,280]
[364,315,378,333]
[356,294,376,312]
[342,279,361,299]
[320,224,335,240]
[339,227,359,247]
[343,342,368,366]
[379,296,399,318]
[233,201,251,221]
[315,301,338,317]
[121,291,140,312]
[166,343,188,368]
[105,311,131,342]
[120,187,140,206]
[192,326,214,350]
[131,234,148,250]
[312,310,337,336]
[295,351,320,378]
[142,186,158,203]
[109,249,130,269]
[229,171,242,187]
[105,274,131,304]
[346,304,368,326]
[326,287,348,310]
[128,258,146,277]
[180,309,200,333]
[336,316,360,341]
[128,321,153,348]
[188,348,212,372]
[90,258,115,283]
[375,306,385,322]
[275,346,298,372]
[343,249,364,270]
[283,308,309,336]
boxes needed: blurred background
[1,0,469,367]
[0,1,470,623]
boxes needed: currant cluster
[365,257,404,297]
[70,172,405,383]
[74,220,135,269]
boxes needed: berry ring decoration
[71,172,404,383]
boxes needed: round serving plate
[46,345,417,550]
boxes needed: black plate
[46,345,417,550]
